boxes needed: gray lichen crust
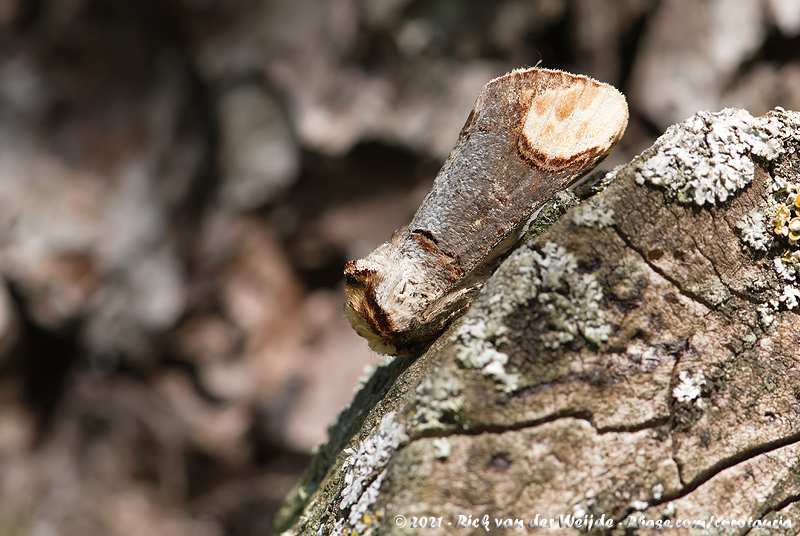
[629,108,787,205]
[335,412,408,535]
[275,108,800,536]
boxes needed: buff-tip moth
[344,67,628,356]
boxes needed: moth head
[344,256,404,356]
[343,231,466,356]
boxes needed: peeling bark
[275,107,800,536]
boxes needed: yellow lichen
[773,184,800,262]
[774,205,791,235]
[774,204,791,224]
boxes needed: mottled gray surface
[277,108,800,536]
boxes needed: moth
[344,67,628,356]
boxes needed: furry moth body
[344,67,628,356]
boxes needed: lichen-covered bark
[275,108,800,536]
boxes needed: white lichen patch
[337,411,408,535]
[450,241,611,395]
[672,370,706,403]
[571,503,589,519]
[634,108,787,205]
[758,302,777,328]
[570,197,615,228]
[469,242,611,351]
[487,242,611,349]
[779,284,800,310]
[531,242,611,349]
[432,437,452,460]
[775,257,798,282]
[456,319,519,393]
[652,483,664,501]
[413,375,465,431]
[737,207,770,251]
[480,353,520,390]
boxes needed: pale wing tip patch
[512,68,629,173]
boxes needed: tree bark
[275,107,800,536]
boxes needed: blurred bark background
[0,1,798,535]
